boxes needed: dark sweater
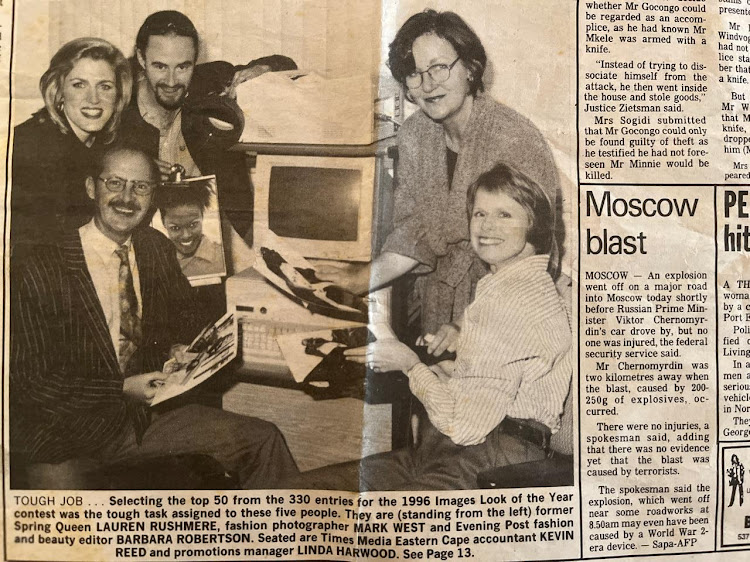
[10,110,102,251]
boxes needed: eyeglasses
[98,176,156,196]
[405,57,461,89]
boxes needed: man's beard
[154,84,187,110]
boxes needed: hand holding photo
[151,312,237,406]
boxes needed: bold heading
[724,189,750,253]
[586,190,699,255]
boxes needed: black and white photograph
[6,0,574,494]
[152,174,227,286]
[151,312,237,406]
[255,238,369,321]
[277,326,375,385]
[9,0,750,560]
[1,1,587,560]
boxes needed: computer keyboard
[239,320,299,367]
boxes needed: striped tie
[115,245,142,374]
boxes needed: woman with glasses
[11,38,132,251]
[318,9,562,348]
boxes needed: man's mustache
[109,200,142,213]
[156,83,186,93]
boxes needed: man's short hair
[155,180,212,218]
[135,10,199,57]
[90,146,160,184]
[466,162,553,255]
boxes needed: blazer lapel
[61,233,120,375]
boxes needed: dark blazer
[10,226,204,464]
[11,110,103,250]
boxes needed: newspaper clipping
[2,0,750,560]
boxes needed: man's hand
[417,322,460,356]
[344,340,420,374]
[123,372,169,404]
[155,159,174,181]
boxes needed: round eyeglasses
[98,176,156,196]
[405,57,461,90]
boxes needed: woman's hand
[344,340,421,374]
[312,253,419,296]
[417,322,460,356]
[311,261,370,295]
[432,360,456,381]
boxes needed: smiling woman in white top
[155,178,226,279]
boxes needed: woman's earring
[405,90,415,104]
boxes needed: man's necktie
[115,245,142,374]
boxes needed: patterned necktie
[115,245,142,374]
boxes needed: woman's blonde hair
[40,37,132,145]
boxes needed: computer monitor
[252,154,377,262]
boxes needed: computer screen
[268,167,361,242]
[253,155,376,262]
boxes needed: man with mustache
[10,146,298,489]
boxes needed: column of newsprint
[581,184,716,556]
[580,0,750,558]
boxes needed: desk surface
[232,136,396,158]
[226,362,411,455]
[222,380,394,472]
[231,361,408,404]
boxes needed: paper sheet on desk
[236,71,374,145]
[276,328,336,383]
[151,312,237,406]
[277,324,394,384]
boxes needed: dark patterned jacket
[10,227,203,463]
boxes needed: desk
[221,364,410,472]
[221,138,406,471]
